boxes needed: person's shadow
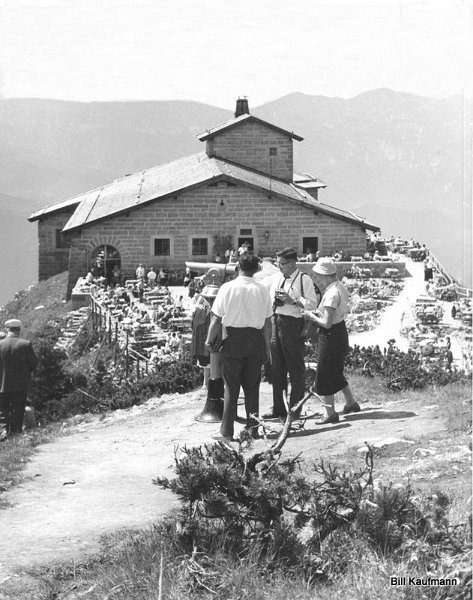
[274,406,417,439]
[342,408,417,421]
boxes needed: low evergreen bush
[155,443,472,593]
[344,343,467,390]
[40,356,201,420]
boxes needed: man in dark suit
[0,319,38,436]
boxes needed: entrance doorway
[91,245,121,282]
[237,237,254,252]
[302,236,318,254]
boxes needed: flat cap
[5,318,22,328]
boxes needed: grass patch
[0,426,59,509]
[347,374,472,432]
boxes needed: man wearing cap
[0,319,38,436]
[264,247,319,420]
[206,253,273,441]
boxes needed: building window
[55,229,70,249]
[240,228,253,236]
[153,238,171,256]
[192,238,208,256]
[269,147,278,156]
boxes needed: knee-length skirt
[315,320,349,396]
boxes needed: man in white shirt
[206,253,273,441]
[135,263,146,280]
[147,267,157,286]
[264,247,319,419]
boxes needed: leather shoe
[317,413,340,425]
[342,402,361,414]
[211,432,235,443]
[262,411,287,420]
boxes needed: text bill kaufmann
[390,577,458,587]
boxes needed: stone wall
[65,182,368,295]
[37,209,75,280]
[206,120,294,181]
[297,261,408,278]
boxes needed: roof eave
[28,199,81,222]
[198,115,303,142]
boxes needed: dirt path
[0,259,463,581]
[0,385,447,580]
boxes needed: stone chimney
[235,97,249,117]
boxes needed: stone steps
[55,307,91,351]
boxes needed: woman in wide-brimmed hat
[303,258,360,424]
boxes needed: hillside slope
[0,271,69,340]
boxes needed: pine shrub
[155,443,472,589]
[29,324,74,414]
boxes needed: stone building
[29,98,379,296]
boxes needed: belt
[274,314,302,320]
[226,326,263,333]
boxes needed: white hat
[312,258,337,276]
[5,318,22,328]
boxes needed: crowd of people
[198,238,471,442]
[72,235,470,442]
[75,263,193,370]
[3,231,470,440]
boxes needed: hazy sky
[0,0,471,108]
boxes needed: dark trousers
[270,315,305,416]
[220,327,265,438]
[0,391,28,435]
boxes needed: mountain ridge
[0,89,471,304]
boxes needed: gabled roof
[29,152,379,233]
[198,113,303,142]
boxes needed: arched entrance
[91,245,121,283]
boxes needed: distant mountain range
[0,90,471,304]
